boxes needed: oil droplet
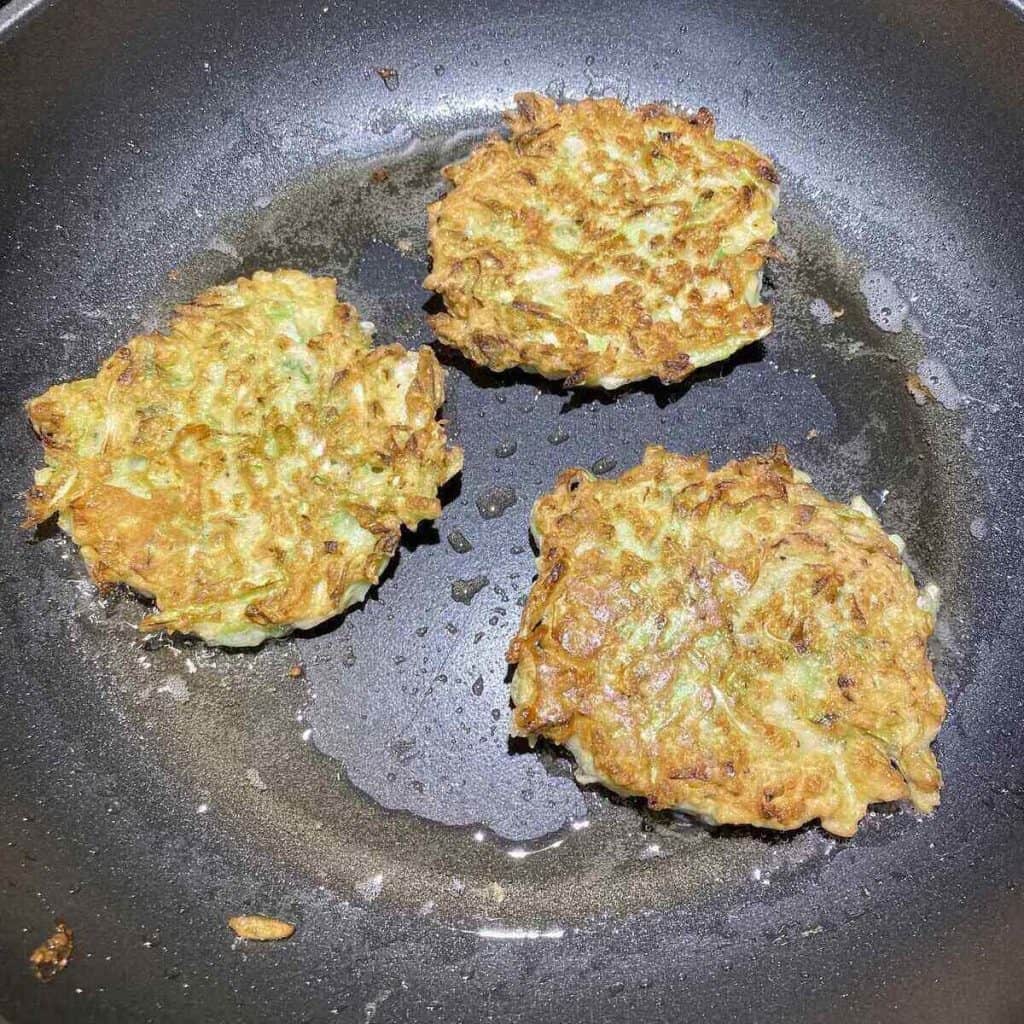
[916,357,966,411]
[448,529,473,554]
[858,270,909,333]
[471,676,485,696]
[433,64,446,77]
[414,625,429,637]
[494,438,518,458]
[547,424,569,445]
[545,79,567,102]
[476,485,517,520]
[355,873,384,901]
[452,576,489,605]
[808,297,839,325]
[341,647,357,667]
[591,456,617,475]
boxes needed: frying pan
[2,0,1023,1021]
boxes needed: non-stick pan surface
[2,1,1023,1021]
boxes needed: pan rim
[0,0,55,41]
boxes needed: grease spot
[451,576,488,605]
[916,357,965,411]
[155,676,190,703]
[476,485,517,520]
[808,297,842,325]
[447,529,473,554]
[355,873,384,902]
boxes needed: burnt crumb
[30,921,73,982]
[375,67,399,91]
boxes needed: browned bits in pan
[30,921,73,982]
[227,915,296,941]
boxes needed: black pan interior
[1,1,1023,1021]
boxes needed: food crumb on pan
[227,915,295,941]
[287,664,304,680]
[905,373,935,406]
[30,921,73,981]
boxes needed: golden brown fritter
[25,270,462,646]
[508,446,945,836]
[424,92,779,389]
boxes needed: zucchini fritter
[425,92,779,389]
[25,270,462,646]
[508,447,945,836]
